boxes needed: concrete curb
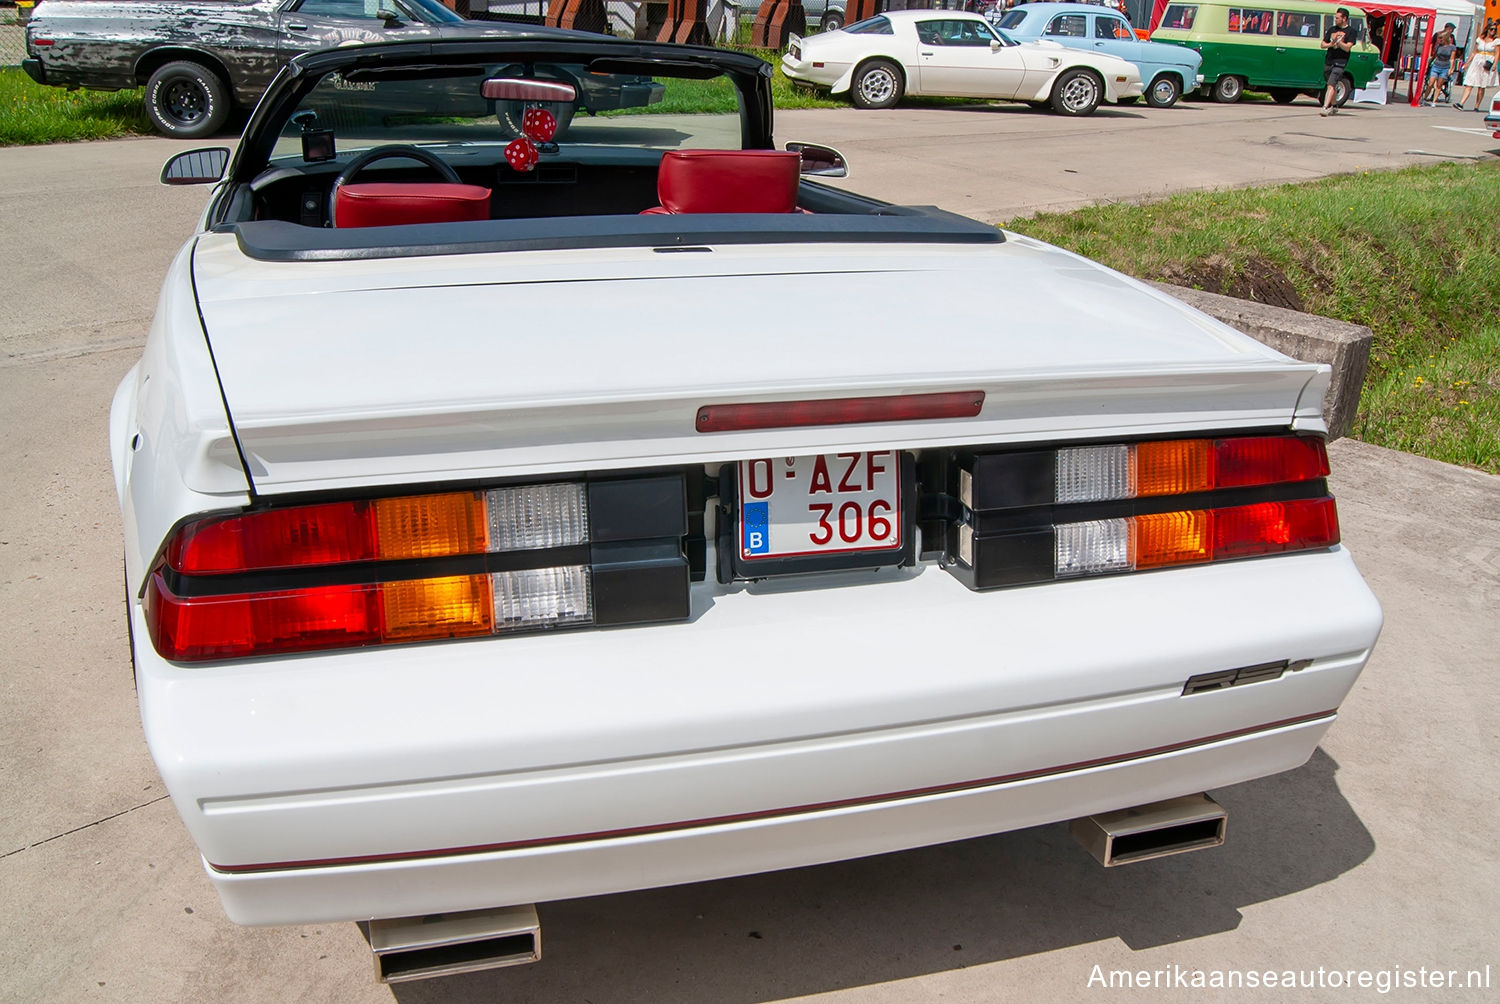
[1152,281,1372,440]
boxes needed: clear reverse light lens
[492,565,592,630]
[487,483,588,551]
[1056,445,1132,503]
[1055,518,1132,577]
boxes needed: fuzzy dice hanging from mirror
[504,106,559,173]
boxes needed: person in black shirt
[1320,7,1363,115]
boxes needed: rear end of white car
[114,229,1381,963]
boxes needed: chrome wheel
[1213,75,1243,103]
[1147,74,1181,108]
[851,60,902,109]
[1051,69,1101,116]
[857,67,896,106]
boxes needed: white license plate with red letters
[738,452,902,560]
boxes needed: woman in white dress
[1454,21,1499,111]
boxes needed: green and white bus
[1151,0,1383,104]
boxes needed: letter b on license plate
[738,452,903,562]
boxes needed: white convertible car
[781,9,1143,114]
[117,32,1379,984]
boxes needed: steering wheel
[327,145,462,226]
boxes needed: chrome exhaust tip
[1070,793,1227,867]
[369,904,541,984]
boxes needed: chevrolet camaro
[114,32,1381,984]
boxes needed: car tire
[1212,74,1244,103]
[851,59,903,110]
[144,60,230,139]
[821,12,844,32]
[1146,74,1181,108]
[1270,87,1299,104]
[1050,68,1102,116]
[1334,77,1353,107]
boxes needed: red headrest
[334,182,492,228]
[654,150,802,214]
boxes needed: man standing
[1321,7,1363,115]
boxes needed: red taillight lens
[146,574,382,661]
[144,486,606,661]
[168,502,376,574]
[1214,436,1328,488]
[696,391,984,433]
[144,573,509,661]
[1213,498,1340,558]
[166,492,495,574]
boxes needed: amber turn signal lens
[381,575,494,641]
[1135,509,1211,568]
[374,492,489,560]
[1135,439,1212,497]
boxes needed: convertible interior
[184,42,1003,260]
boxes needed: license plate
[738,452,901,560]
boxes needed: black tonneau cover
[225,206,1004,262]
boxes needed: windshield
[271,60,746,162]
[403,0,464,22]
[291,0,465,23]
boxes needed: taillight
[1046,436,1328,504]
[952,435,1339,589]
[146,477,689,662]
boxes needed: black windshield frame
[229,37,776,187]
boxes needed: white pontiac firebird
[781,9,1144,114]
[115,32,1379,985]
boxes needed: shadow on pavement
[391,747,1370,1004]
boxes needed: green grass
[1003,162,1500,472]
[1355,326,1500,472]
[0,67,153,145]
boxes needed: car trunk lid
[190,230,1325,495]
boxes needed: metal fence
[2,17,26,69]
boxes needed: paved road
[1,102,1497,1002]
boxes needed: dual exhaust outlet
[366,794,1225,983]
[369,904,541,984]
[1070,792,1228,867]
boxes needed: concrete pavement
[1,102,1497,1002]
[777,96,1500,222]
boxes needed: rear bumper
[210,712,1335,925]
[134,547,1381,925]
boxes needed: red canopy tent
[1146,0,1436,105]
[1355,2,1437,105]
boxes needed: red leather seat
[645,150,801,214]
[333,183,492,228]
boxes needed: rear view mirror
[785,142,848,179]
[160,148,230,186]
[481,78,578,103]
